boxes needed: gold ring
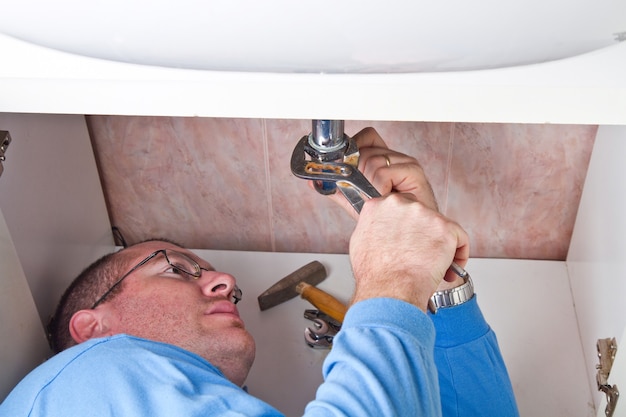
[383,154,391,167]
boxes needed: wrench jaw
[291,134,380,212]
[303,310,341,349]
[304,324,334,349]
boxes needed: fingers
[308,126,437,216]
[350,126,389,149]
[442,222,471,284]
[349,194,470,312]
[354,130,438,211]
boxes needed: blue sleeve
[304,298,442,417]
[429,295,519,417]
[0,336,283,417]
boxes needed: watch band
[428,273,474,314]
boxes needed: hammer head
[257,261,327,311]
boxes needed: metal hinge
[597,337,620,417]
[0,130,11,179]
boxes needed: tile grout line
[442,123,455,215]
[261,119,276,252]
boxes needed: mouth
[205,300,243,322]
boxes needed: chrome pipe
[308,120,346,154]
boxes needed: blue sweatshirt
[0,296,518,417]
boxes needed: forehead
[120,241,207,267]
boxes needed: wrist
[428,273,474,314]
[351,274,436,313]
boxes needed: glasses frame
[90,249,242,309]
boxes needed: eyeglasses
[91,249,243,309]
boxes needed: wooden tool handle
[296,282,347,323]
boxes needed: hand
[320,127,467,291]
[322,127,438,217]
[349,193,469,313]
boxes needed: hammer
[257,261,347,323]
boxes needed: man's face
[98,240,255,382]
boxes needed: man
[0,128,518,416]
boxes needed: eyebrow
[176,250,216,271]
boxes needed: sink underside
[0,0,625,73]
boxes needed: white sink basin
[0,0,624,73]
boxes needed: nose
[197,270,239,301]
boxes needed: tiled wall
[87,117,596,260]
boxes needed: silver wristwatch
[428,273,474,314]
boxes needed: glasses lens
[164,250,242,304]
[164,250,201,277]
[232,286,243,304]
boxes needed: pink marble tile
[88,116,273,251]
[88,116,597,261]
[446,123,597,260]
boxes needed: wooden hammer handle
[296,282,347,323]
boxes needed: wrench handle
[296,282,347,323]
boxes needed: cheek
[113,283,198,333]
[124,278,197,306]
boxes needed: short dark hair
[46,249,130,353]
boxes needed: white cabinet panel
[568,125,626,410]
[0,113,114,324]
[0,209,49,400]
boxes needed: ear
[69,309,116,344]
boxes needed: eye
[164,265,191,280]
